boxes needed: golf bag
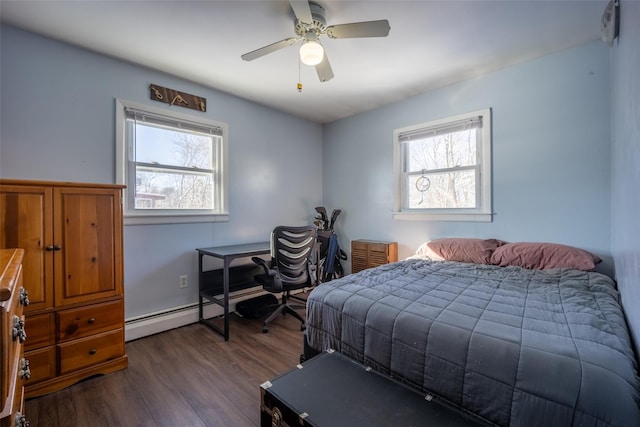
[314,207,347,283]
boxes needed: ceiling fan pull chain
[297,57,303,92]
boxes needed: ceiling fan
[241,0,391,82]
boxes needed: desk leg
[223,258,230,341]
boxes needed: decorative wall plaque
[149,84,207,112]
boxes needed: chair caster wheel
[262,326,269,333]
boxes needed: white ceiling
[0,0,608,124]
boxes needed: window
[116,99,228,224]
[393,108,492,222]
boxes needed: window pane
[406,130,477,173]
[135,169,214,210]
[135,122,215,170]
[406,169,476,209]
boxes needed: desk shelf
[200,264,263,300]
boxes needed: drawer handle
[15,412,29,427]
[12,315,27,343]
[19,358,31,380]
[89,348,97,355]
[88,317,96,324]
[20,287,30,306]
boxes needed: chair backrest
[271,225,317,288]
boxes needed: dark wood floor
[25,311,305,427]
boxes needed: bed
[304,239,640,426]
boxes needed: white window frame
[115,99,229,225]
[393,108,493,222]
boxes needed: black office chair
[252,225,317,333]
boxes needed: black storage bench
[260,349,494,427]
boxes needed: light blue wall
[2,23,631,342]
[0,25,323,319]
[611,1,640,356]
[323,41,612,275]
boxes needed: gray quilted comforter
[305,259,640,426]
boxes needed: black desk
[197,242,270,341]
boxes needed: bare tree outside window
[133,123,218,210]
[405,129,477,209]
[117,99,228,224]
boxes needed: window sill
[393,212,493,222]
[124,213,229,226]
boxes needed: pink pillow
[490,242,602,271]
[427,238,506,264]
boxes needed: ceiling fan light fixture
[299,40,324,65]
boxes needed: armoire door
[0,184,54,312]
[53,187,124,306]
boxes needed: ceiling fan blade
[315,52,334,82]
[241,37,298,61]
[289,0,313,24]
[326,20,391,39]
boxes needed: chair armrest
[253,256,283,291]
[252,256,271,274]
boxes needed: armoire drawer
[24,347,56,386]
[57,329,124,374]
[24,313,55,351]
[57,299,123,342]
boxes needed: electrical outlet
[179,275,188,288]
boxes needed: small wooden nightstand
[351,240,398,273]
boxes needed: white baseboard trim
[124,288,269,342]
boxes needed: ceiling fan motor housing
[295,1,327,39]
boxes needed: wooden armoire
[0,179,128,398]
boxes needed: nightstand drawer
[351,240,398,273]
[57,299,123,342]
[57,329,124,374]
[368,243,392,266]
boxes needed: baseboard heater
[124,287,268,342]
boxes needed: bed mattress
[305,259,640,426]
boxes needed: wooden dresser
[351,240,398,274]
[1,249,29,427]
[0,179,128,398]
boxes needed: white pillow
[406,241,445,261]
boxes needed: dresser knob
[19,287,30,306]
[88,317,96,324]
[12,315,27,343]
[15,411,29,427]
[89,348,97,355]
[19,358,31,380]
